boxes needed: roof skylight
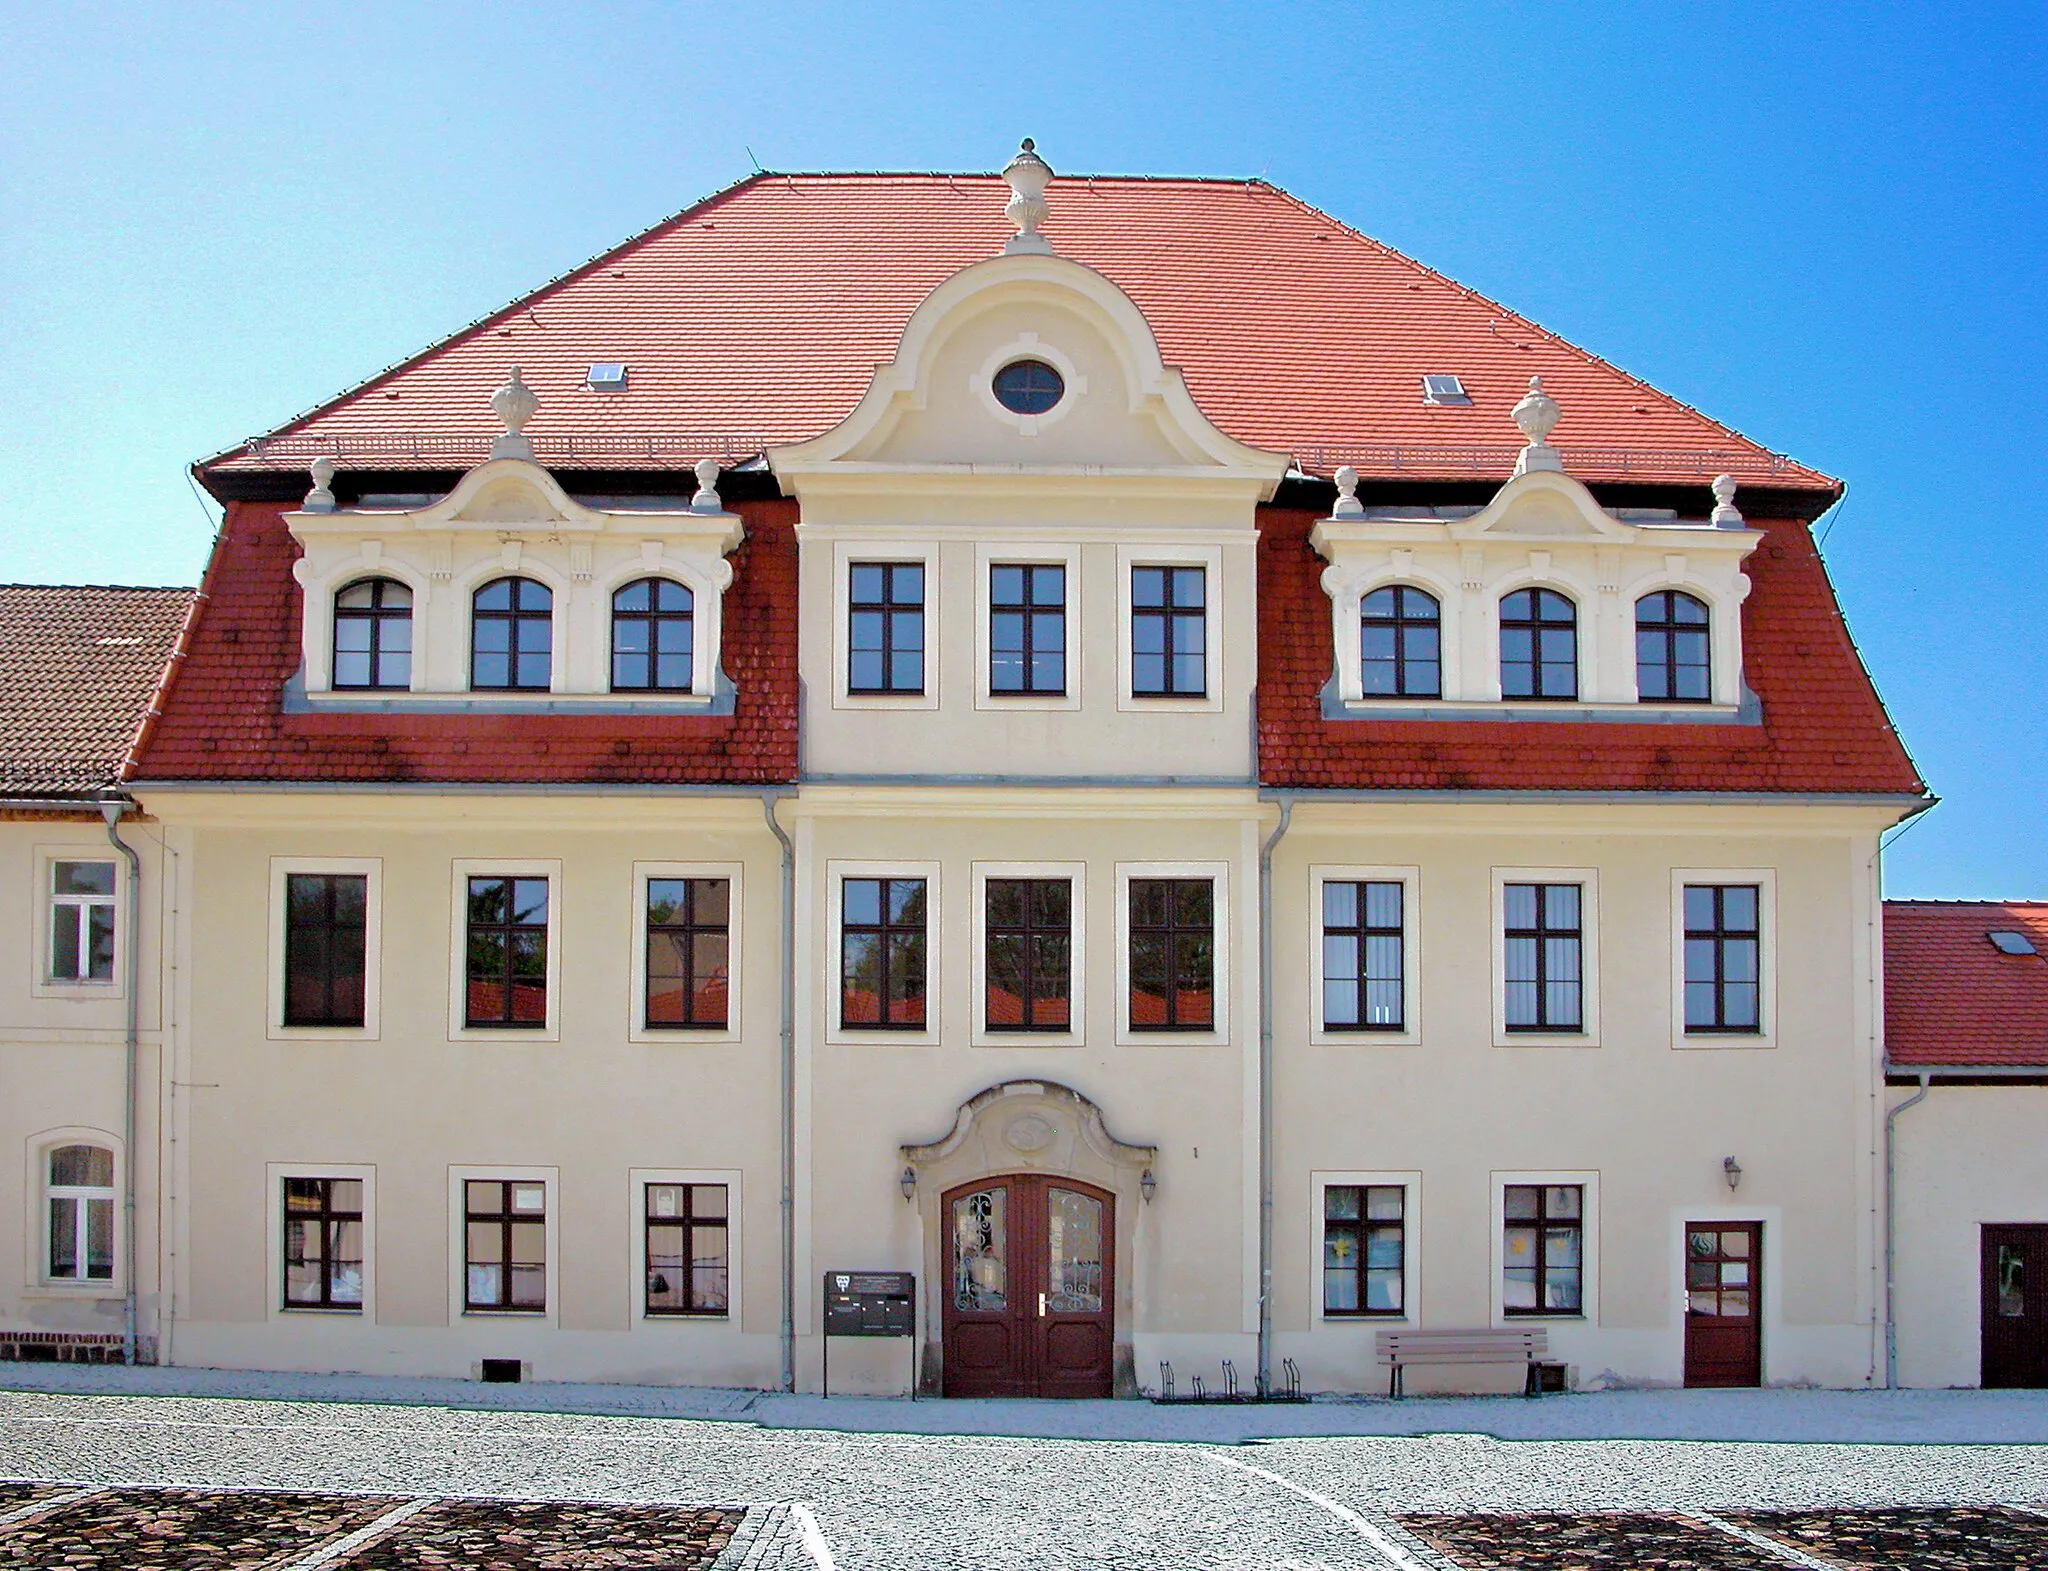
[1988,930,2039,956]
[587,363,628,391]
[1422,374,1471,406]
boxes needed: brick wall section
[1255,505,1924,794]
[131,498,799,785]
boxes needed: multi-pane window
[1504,883,1583,1032]
[46,1145,114,1283]
[1504,1184,1584,1315]
[471,576,553,690]
[48,860,116,983]
[1131,566,1206,697]
[1321,881,1404,1032]
[1323,1185,1405,1315]
[1499,588,1578,700]
[1128,878,1214,1030]
[848,563,924,694]
[1684,884,1761,1033]
[990,565,1066,695]
[1360,586,1441,698]
[332,578,413,689]
[464,1180,546,1311]
[283,873,367,1027]
[282,1178,363,1309]
[985,878,1072,1031]
[611,577,694,692]
[1636,591,1711,703]
[465,876,548,1028]
[645,1182,729,1316]
[840,877,927,1028]
[645,877,730,1029]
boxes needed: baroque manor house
[8,146,2045,1396]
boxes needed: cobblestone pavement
[4,1390,2048,1569]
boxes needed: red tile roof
[202,173,1832,493]
[1885,902,2048,1068]
[128,500,797,786]
[0,585,195,798]
[1256,507,1923,795]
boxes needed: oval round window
[992,359,1065,415]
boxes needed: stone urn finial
[1710,473,1744,527]
[1002,138,1054,255]
[303,455,337,513]
[1510,375,1565,476]
[691,457,724,514]
[1331,464,1365,518]
[490,365,539,460]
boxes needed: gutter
[1254,793,1295,1395]
[1883,1062,2048,1080]
[97,792,143,1366]
[1882,1071,1932,1389]
[761,787,797,1394]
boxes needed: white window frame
[593,557,726,703]
[448,1165,558,1323]
[30,1131,121,1296]
[457,557,571,697]
[970,860,1087,1047]
[630,1166,743,1325]
[1325,565,1461,705]
[317,566,427,696]
[1491,1169,1600,1326]
[1114,860,1230,1046]
[448,859,563,1042]
[974,543,1083,711]
[268,857,383,1042]
[1308,864,1422,1047]
[1492,580,1589,705]
[32,847,123,1000]
[1116,544,1224,714]
[973,332,1087,437]
[1309,1169,1422,1328]
[825,859,942,1046]
[833,543,939,711]
[266,1162,375,1319]
[628,861,743,1044]
[1671,868,1777,1049]
[1491,866,1601,1047]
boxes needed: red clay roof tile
[1885,902,2048,1068]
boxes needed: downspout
[762,788,797,1394]
[98,791,142,1367]
[1255,793,1295,1394]
[1882,1070,1932,1389]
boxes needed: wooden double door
[1983,1224,2048,1388]
[942,1174,1115,1398]
[1684,1221,1762,1387]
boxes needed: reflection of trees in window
[1504,1184,1582,1315]
[985,878,1071,1031]
[1129,878,1213,1029]
[840,877,926,1027]
[466,876,548,1027]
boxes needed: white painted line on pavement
[789,1503,837,1570]
[280,1495,438,1570]
[1690,1512,1846,1569]
[2015,1503,2048,1520]
[0,1486,102,1529]
[1205,1452,1435,1571]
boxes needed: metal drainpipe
[762,788,797,1393]
[98,792,142,1367]
[1255,794,1295,1394]
[1882,1070,1932,1389]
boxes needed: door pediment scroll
[900,1079,1157,1195]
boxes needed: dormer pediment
[1448,468,1636,542]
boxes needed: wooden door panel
[942,1181,1027,1398]
[1982,1225,2048,1390]
[1035,1182,1114,1398]
[1684,1222,1762,1387]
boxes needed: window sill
[641,1312,732,1322]
[1118,1029,1227,1048]
[271,1025,379,1043]
[975,1030,1084,1049]
[461,1308,548,1318]
[1116,692,1223,716]
[1674,1034,1776,1051]
[20,1285,121,1301]
[1320,1313,1409,1323]
[833,690,939,713]
[631,1026,741,1046]
[1313,1028,1420,1048]
[279,1304,364,1316]
[452,1028,560,1045]
[1320,677,1761,727]
[975,690,1081,713]
[829,1027,940,1048]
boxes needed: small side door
[1983,1224,2048,1389]
[1684,1221,1762,1387]
[943,1180,1030,1397]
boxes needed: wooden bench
[1374,1327,1550,1398]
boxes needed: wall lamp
[1140,1168,1157,1204]
[900,1165,918,1202]
[1722,1156,1743,1192]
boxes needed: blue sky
[1,2,2041,897]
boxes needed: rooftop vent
[1422,374,1471,406]
[587,363,628,391]
[1988,930,2039,956]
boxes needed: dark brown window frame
[1504,881,1583,1032]
[282,1176,364,1310]
[1636,590,1712,703]
[464,1179,547,1312]
[470,575,554,691]
[611,576,695,693]
[644,876,730,1030]
[1683,883,1762,1034]
[1499,587,1579,701]
[643,1181,730,1317]
[283,872,368,1028]
[1322,1183,1407,1317]
[1360,585,1442,699]
[1503,1183,1585,1317]
[465,875,549,1029]
[848,562,925,695]
[989,563,1067,695]
[1320,879,1405,1033]
[1131,565,1207,698]
[332,577,413,691]
[839,876,928,1030]
[1128,877,1215,1031]
[984,876,1074,1032]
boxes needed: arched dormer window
[47,1144,115,1282]
[332,578,413,690]
[1500,589,1578,701]
[1360,586,1441,698]
[471,577,552,691]
[1636,591,1711,703]
[611,577,694,692]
